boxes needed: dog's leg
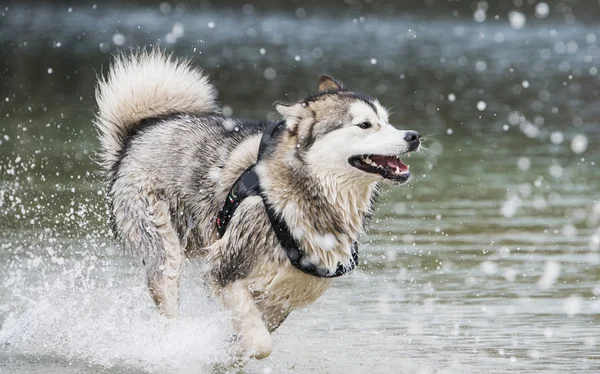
[116,187,183,318]
[219,281,272,360]
[145,198,184,318]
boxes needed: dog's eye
[357,122,372,129]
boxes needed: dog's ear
[274,101,314,130]
[318,74,343,92]
[274,101,312,119]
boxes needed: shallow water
[1,3,599,373]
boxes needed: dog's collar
[216,121,359,278]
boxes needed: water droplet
[264,68,276,80]
[159,2,172,14]
[548,164,563,178]
[538,260,561,290]
[535,2,550,19]
[570,134,588,154]
[242,4,254,15]
[508,11,526,30]
[564,294,583,316]
[474,9,486,23]
[475,60,487,72]
[172,22,184,38]
[517,157,531,171]
[112,33,125,46]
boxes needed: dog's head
[273,75,420,185]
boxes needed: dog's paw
[231,328,273,360]
[245,328,273,360]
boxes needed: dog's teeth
[364,157,372,164]
[395,166,401,174]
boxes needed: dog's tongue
[371,155,409,172]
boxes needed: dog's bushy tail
[94,48,218,174]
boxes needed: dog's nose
[404,131,420,151]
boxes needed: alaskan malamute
[95,49,420,360]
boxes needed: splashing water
[0,242,231,373]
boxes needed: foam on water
[0,244,231,373]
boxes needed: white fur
[307,101,412,180]
[95,49,218,171]
[219,282,273,359]
[372,100,389,123]
[286,177,373,270]
[349,101,382,127]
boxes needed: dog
[95,49,420,360]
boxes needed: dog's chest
[246,262,332,324]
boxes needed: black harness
[215,121,359,278]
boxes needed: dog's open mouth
[349,154,411,182]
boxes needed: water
[1,3,599,373]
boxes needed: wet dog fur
[95,49,420,360]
